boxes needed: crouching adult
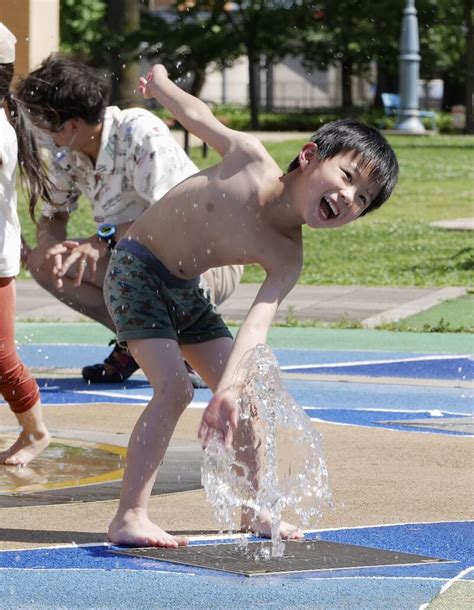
[17,54,243,385]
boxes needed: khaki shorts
[104,239,233,345]
[201,264,244,307]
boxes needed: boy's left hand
[198,388,239,450]
[138,64,169,99]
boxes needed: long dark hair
[0,62,54,222]
[15,53,110,131]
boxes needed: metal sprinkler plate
[113,538,451,576]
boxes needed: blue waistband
[116,238,200,289]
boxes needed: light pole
[395,0,425,132]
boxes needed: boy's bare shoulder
[227,131,273,163]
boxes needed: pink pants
[0,277,40,413]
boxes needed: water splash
[202,344,332,557]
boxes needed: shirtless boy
[105,64,399,547]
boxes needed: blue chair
[381,92,436,131]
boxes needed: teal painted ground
[15,322,473,354]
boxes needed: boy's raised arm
[139,64,235,157]
[198,260,302,448]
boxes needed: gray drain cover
[382,417,474,434]
[113,539,450,576]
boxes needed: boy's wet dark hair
[1,62,54,221]
[16,54,111,131]
[287,119,399,215]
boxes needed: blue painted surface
[0,523,471,609]
[3,347,472,436]
[284,355,473,381]
[27,376,472,436]
[16,345,473,381]
[286,379,470,414]
[0,569,448,609]
[31,376,470,412]
[305,407,471,435]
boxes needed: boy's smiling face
[297,143,380,229]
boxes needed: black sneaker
[186,362,207,389]
[82,341,208,388]
[82,340,139,383]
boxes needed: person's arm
[139,64,241,158]
[32,212,79,289]
[36,212,69,247]
[198,256,302,448]
[57,220,134,288]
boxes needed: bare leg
[108,338,192,547]
[0,400,50,466]
[183,339,303,540]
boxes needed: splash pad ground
[0,325,472,608]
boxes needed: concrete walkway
[15,279,466,329]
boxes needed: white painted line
[2,520,470,553]
[438,565,474,595]
[76,390,150,401]
[0,567,195,575]
[362,287,467,329]
[419,565,474,610]
[314,519,473,534]
[282,354,471,371]
[306,406,468,415]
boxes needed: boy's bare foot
[108,510,188,548]
[240,508,304,540]
[0,428,50,466]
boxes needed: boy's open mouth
[320,196,339,220]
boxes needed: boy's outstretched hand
[198,388,239,450]
[138,64,169,99]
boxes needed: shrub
[152,104,460,135]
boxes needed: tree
[465,0,473,133]
[105,0,143,107]
[301,1,386,111]
[139,1,320,129]
[138,2,241,98]
[217,1,320,128]
[60,0,107,63]
[61,0,144,106]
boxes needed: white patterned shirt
[41,106,198,226]
[0,108,21,277]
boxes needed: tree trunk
[107,0,142,108]
[247,48,261,130]
[373,63,399,108]
[341,58,353,112]
[265,58,274,112]
[441,73,465,111]
[190,67,206,98]
[465,0,474,134]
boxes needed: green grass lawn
[380,292,474,333]
[18,133,473,288]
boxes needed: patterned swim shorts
[104,239,233,345]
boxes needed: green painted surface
[15,322,473,354]
[15,323,115,346]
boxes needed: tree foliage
[138,1,320,128]
[59,0,472,131]
[60,0,107,63]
